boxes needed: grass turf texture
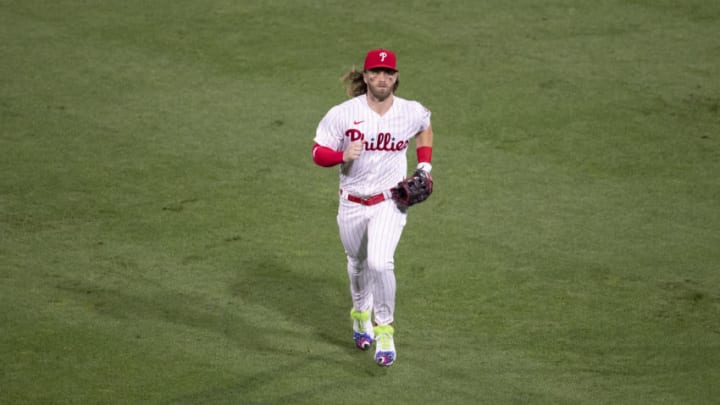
[1,0,719,403]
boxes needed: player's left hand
[391,169,433,207]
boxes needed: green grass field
[2,0,719,403]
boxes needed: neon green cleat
[350,308,374,350]
[373,325,395,366]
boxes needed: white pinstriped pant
[337,194,407,326]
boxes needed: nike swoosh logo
[353,120,364,125]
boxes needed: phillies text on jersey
[314,95,431,197]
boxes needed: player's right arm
[312,105,362,167]
[312,141,362,167]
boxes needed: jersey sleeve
[314,106,344,150]
[412,101,431,134]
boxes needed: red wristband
[417,146,432,163]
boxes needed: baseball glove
[391,169,433,207]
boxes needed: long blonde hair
[341,67,400,98]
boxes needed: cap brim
[365,64,398,71]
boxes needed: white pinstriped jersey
[314,94,431,197]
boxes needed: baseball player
[311,48,433,367]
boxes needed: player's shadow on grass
[231,255,351,352]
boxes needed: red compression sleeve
[312,143,345,167]
[417,146,433,163]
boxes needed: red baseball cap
[363,49,397,71]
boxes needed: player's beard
[367,83,393,102]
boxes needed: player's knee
[346,256,366,272]
[367,257,394,274]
